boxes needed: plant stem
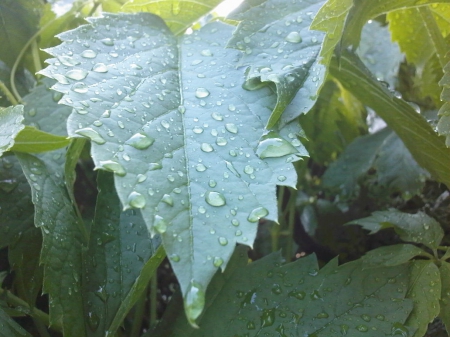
[150,275,158,327]
[130,286,147,337]
[32,317,52,337]
[0,81,19,105]
[285,189,297,262]
[31,40,42,73]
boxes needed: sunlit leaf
[40,13,306,323]
[0,106,25,157]
[438,60,450,146]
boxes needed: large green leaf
[0,307,32,337]
[83,170,161,337]
[438,61,450,146]
[439,261,450,334]
[329,50,450,188]
[347,210,444,250]
[0,106,25,157]
[406,260,441,337]
[153,248,414,337]
[227,0,326,128]
[40,13,306,323]
[360,244,425,269]
[0,0,42,68]
[122,0,224,34]
[322,128,429,200]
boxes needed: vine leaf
[438,60,450,146]
[360,244,424,269]
[439,262,450,334]
[227,0,326,128]
[322,128,429,200]
[40,13,306,323]
[406,261,441,337]
[153,248,414,337]
[0,106,25,157]
[122,0,225,35]
[347,210,444,250]
[11,126,70,153]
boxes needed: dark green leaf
[83,170,161,336]
[0,307,32,337]
[361,244,424,269]
[227,0,326,128]
[406,260,441,337]
[322,128,429,200]
[347,210,444,250]
[154,249,414,337]
[0,61,35,107]
[329,50,450,188]
[122,0,224,35]
[40,13,306,322]
[11,126,70,153]
[0,106,25,157]
[439,261,450,334]
[438,61,450,146]
[0,0,42,68]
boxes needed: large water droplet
[72,82,88,93]
[213,257,223,267]
[248,207,269,222]
[285,31,302,43]
[205,191,226,207]
[101,38,114,46]
[216,137,227,146]
[201,49,213,57]
[195,88,210,98]
[201,143,213,152]
[99,160,126,176]
[225,123,238,134]
[154,215,167,233]
[170,254,180,262]
[92,63,108,73]
[128,191,146,208]
[225,161,240,177]
[161,194,174,206]
[184,280,205,327]
[58,55,80,66]
[75,128,106,144]
[256,133,298,159]
[196,163,207,172]
[126,133,154,150]
[261,308,275,327]
[81,50,97,58]
[218,237,228,246]
[66,69,88,80]
[87,312,99,331]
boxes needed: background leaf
[0,106,25,157]
[438,61,450,146]
[405,260,441,337]
[83,170,161,337]
[40,13,306,323]
[227,0,326,128]
[360,244,425,269]
[11,126,70,153]
[439,261,450,334]
[347,210,444,250]
[153,249,414,337]
[0,307,32,337]
[122,0,224,35]
[322,128,429,200]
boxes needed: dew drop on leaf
[184,280,205,325]
[196,163,207,172]
[99,160,126,176]
[211,112,223,121]
[92,63,108,73]
[125,133,155,150]
[75,127,106,144]
[170,254,180,262]
[260,308,276,327]
[201,49,213,57]
[218,237,228,246]
[205,191,226,207]
[161,194,174,206]
[81,49,97,58]
[195,88,210,98]
[356,325,368,332]
[208,179,216,187]
[285,31,302,43]
[128,191,146,208]
[72,82,88,93]
[201,143,214,152]
[101,37,114,46]
[247,207,269,222]
[225,123,238,134]
[65,69,88,80]
[154,215,167,233]
[225,161,240,177]
[216,137,227,146]
[256,134,298,159]
[213,257,223,267]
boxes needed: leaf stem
[0,288,61,333]
[285,189,297,262]
[130,286,147,337]
[0,81,19,105]
[31,40,42,74]
[150,275,158,327]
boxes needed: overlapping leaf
[438,60,450,146]
[153,248,414,337]
[0,106,25,156]
[0,307,32,337]
[360,244,424,269]
[40,13,306,322]
[227,0,326,128]
[122,0,224,34]
[439,262,450,334]
[322,128,429,200]
[347,210,444,250]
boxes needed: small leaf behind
[0,307,32,337]
[439,261,450,334]
[0,106,25,157]
[361,244,424,269]
[11,126,70,153]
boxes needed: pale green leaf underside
[11,126,70,153]
[347,210,444,250]
[154,250,414,337]
[122,0,224,35]
[0,106,25,157]
[227,0,326,128]
[41,12,305,321]
[438,61,450,146]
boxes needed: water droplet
[170,254,180,262]
[317,312,329,318]
[101,38,114,46]
[154,215,167,233]
[247,207,269,222]
[228,104,236,111]
[53,74,69,84]
[256,133,298,159]
[71,84,89,96]
[87,312,99,331]
[178,105,186,113]
[213,257,223,267]
[285,31,302,43]
[216,137,227,146]
[149,162,162,171]
[126,133,154,150]
[376,315,385,321]
[161,194,174,206]
[340,324,349,335]
[211,112,223,121]
[117,121,125,129]
[161,120,170,129]
[81,50,97,58]
[205,191,226,207]
[218,237,228,246]
[356,325,368,332]
[361,314,371,322]
[277,175,287,182]
[232,219,239,226]
[201,49,213,57]
[201,143,213,152]
[235,230,242,236]
[65,69,88,80]
[92,63,108,73]
[75,128,106,144]
[288,290,306,300]
[244,165,254,174]
[137,174,147,183]
[260,308,275,327]
[58,55,80,66]
[198,206,206,214]
[99,160,126,176]
[128,191,146,209]
[225,123,238,134]
[225,161,240,177]
[196,163,207,172]
[208,179,216,187]
[193,126,203,134]
[184,280,205,326]
[195,88,210,98]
